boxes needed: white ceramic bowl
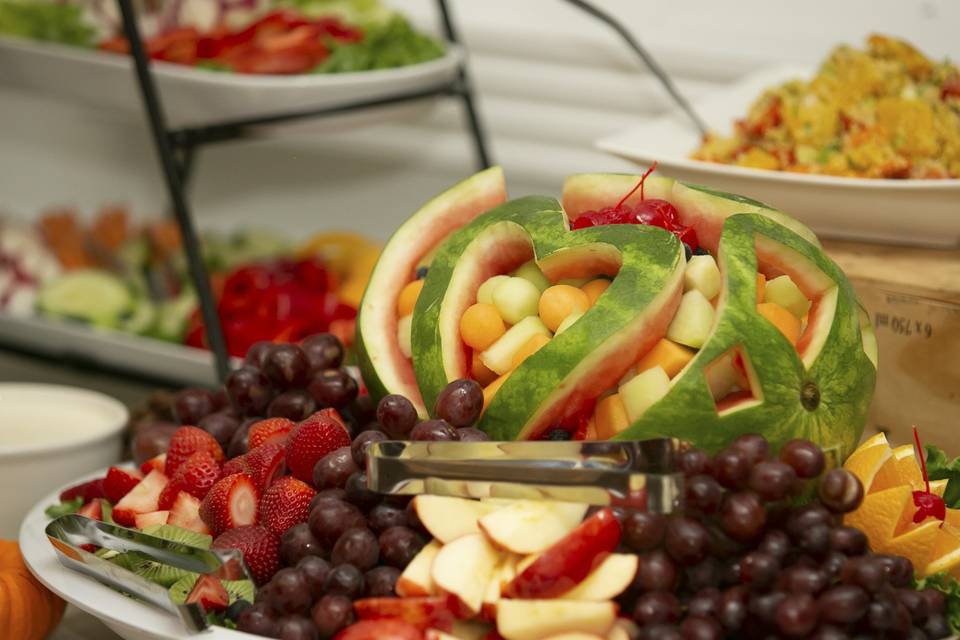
[0,383,127,538]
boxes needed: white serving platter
[0,35,462,127]
[596,66,960,248]
[20,469,248,640]
[0,312,230,386]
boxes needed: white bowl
[0,383,127,538]
[21,470,249,640]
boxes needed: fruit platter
[596,35,960,247]
[18,167,960,640]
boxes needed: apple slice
[542,635,605,640]
[557,554,638,601]
[426,620,493,640]
[336,620,422,640]
[496,600,617,640]
[481,555,520,620]
[432,533,502,617]
[425,631,458,640]
[478,500,588,554]
[413,496,500,543]
[397,540,442,597]
[606,619,639,640]
[112,470,168,527]
[504,508,621,599]
[354,596,456,631]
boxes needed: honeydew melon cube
[620,366,670,422]
[398,315,413,358]
[477,275,511,305]
[666,290,715,349]
[493,277,541,324]
[512,260,551,292]
[683,254,722,300]
[764,275,811,318]
[554,311,584,336]
[480,316,552,375]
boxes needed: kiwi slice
[141,524,212,549]
[130,525,214,588]
[168,575,256,605]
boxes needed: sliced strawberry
[59,477,107,504]
[167,492,211,535]
[222,454,251,477]
[334,619,423,640]
[158,451,221,510]
[212,524,279,585]
[248,417,295,450]
[286,409,351,483]
[199,473,259,536]
[165,426,225,478]
[134,510,170,529]
[245,442,287,492]
[77,499,103,521]
[140,454,166,475]
[113,470,169,527]
[104,466,144,503]
[186,575,229,612]
[259,477,316,536]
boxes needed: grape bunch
[616,434,951,640]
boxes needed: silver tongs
[366,438,683,512]
[45,515,254,632]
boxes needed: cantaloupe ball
[397,315,413,358]
[460,303,506,351]
[492,277,541,324]
[757,302,801,345]
[397,280,425,316]
[538,285,590,332]
[581,279,610,306]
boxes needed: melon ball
[581,279,611,306]
[492,277,541,325]
[460,303,507,351]
[397,280,425,316]
[539,285,590,332]
[477,275,511,305]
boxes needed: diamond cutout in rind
[704,345,763,416]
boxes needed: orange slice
[880,519,942,565]
[871,445,923,493]
[843,433,891,492]
[944,508,960,529]
[844,484,913,546]
[925,524,960,578]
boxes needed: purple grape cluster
[617,434,950,640]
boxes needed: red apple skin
[353,596,456,631]
[504,508,622,599]
[335,619,424,640]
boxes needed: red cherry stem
[615,161,658,209]
[914,425,931,494]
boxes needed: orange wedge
[925,524,960,578]
[844,484,913,546]
[843,432,891,491]
[880,519,942,563]
[945,509,960,529]
[871,445,923,493]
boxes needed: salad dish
[596,36,960,247]
[20,170,960,640]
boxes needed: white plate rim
[20,467,249,640]
[0,383,128,458]
[596,65,960,192]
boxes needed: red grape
[633,591,681,625]
[364,566,400,597]
[829,526,867,556]
[739,551,779,590]
[434,379,484,427]
[780,439,826,478]
[818,469,864,514]
[685,474,722,515]
[624,511,666,551]
[238,602,277,636]
[269,568,313,615]
[818,585,869,625]
[351,430,388,467]
[313,447,359,490]
[280,523,325,567]
[748,461,797,502]
[226,366,273,416]
[331,527,379,570]
[296,556,331,598]
[308,369,359,409]
[664,516,710,566]
[198,411,241,448]
[344,472,380,511]
[376,394,418,438]
[308,499,366,547]
[719,491,766,542]
[455,427,490,442]
[275,615,319,640]
[410,419,458,442]
[775,593,819,636]
[174,388,217,425]
[268,390,317,421]
[731,433,770,465]
[302,334,345,371]
[323,564,365,599]
[378,526,425,568]
[679,615,722,640]
[713,448,750,489]
[677,448,712,477]
[368,503,410,533]
[311,595,354,638]
[632,549,678,592]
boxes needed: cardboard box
[825,240,960,455]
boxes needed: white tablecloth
[51,607,122,640]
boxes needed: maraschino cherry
[913,425,946,524]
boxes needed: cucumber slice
[37,269,132,326]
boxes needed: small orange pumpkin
[0,540,65,640]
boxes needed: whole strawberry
[212,524,280,585]
[259,477,316,536]
[59,477,106,504]
[248,418,295,450]
[245,442,287,492]
[165,426,224,477]
[286,409,351,484]
[158,451,222,510]
[199,473,259,536]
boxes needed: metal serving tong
[45,515,254,632]
[366,438,684,512]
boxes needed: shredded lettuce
[915,572,960,633]
[925,445,960,508]
[313,14,443,74]
[45,497,83,518]
[0,0,95,46]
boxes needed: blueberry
[226,599,252,621]
[546,429,572,441]
[415,266,429,280]
[694,246,709,256]
[682,242,693,261]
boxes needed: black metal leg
[176,144,197,189]
[116,0,231,383]
[436,0,493,170]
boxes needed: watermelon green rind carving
[356,166,507,416]
[613,214,875,460]
[412,196,686,439]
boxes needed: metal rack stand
[115,0,492,382]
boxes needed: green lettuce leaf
[45,497,83,518]
[925,445,960,508]
[0,0,95,47]
[915,572,960,633]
